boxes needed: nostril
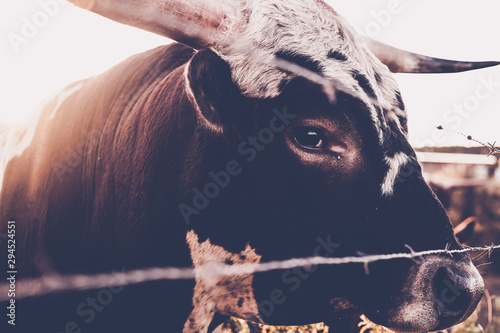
[432,267,472,316]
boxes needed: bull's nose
[432,266,483,327]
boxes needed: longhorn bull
[0,0,498,332]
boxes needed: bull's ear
[186,49,241,128]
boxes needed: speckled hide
[185,230,264,333]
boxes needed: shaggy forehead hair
[216,0,407,143]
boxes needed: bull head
[69,0,499,74]
[67,0,497,332]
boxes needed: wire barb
[444,243,454,258]
[357,251,370,275]
[404,244,421,263]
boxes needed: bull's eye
[294,127,325,149]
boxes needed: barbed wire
[437,126,500,157]
[1,244,499,302]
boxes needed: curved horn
[68,0,238,49]
[69,1,499,74]
[365,37,500,73]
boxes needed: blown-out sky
[2,0,500,147]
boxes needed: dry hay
[219,317,329,333]
[218,310,485,333]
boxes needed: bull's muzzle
[393,256,484,332]
[431,263,484,330]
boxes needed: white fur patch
[0,82,85,194]
[0,112,42,194]
[214,0,403,143]
[381,152,411,196]
[185,230,263,333]
[49,82,84,120]
[386,108,405,133]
